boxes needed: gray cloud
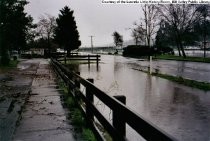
[25,0,143,47]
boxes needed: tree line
[114,4,210,58]
[1,2,210,66]
[0,0,81,65]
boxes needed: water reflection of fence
[51,58,176,141]
[132,65,160,74]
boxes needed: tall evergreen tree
[0,0,33,65]
[54,6,81,57]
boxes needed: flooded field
[68,55,210,141]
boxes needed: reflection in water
[71,55,210,141]
[177,61,185,76]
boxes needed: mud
[0,59,39,141]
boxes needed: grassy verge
[58,80,97,141]
[0,60,19,70]
[154,55,210,63]
[153,72,210,91]
[132,67,210,91]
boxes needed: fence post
[96,55,99,70]
[88,54,90,68]
[113,95,126,138]
[88,54,90,64]
[86,79,94,123]
[64,54,66,64]
[75,72,80,89]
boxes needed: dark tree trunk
[203,17,207,58]
[67,50,71,57]
[47,34,51,57]
[179,41,186,58]
[175,37,181,56]
[177,32,186,58]
[204,42,206,58]
[175,33,182,56]
[0,46,10,65]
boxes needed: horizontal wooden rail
[54,54,100,68]
[51,58,176,141]
[58,58,101,61]
[64,55,100,58]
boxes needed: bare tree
[197,5,210,58]
[142,4,159,48]
[131,23,145,45]
[157,4,202,58]
[131,29,139,45]
[37,14,56,52]
[112,31,123,48]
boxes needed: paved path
[13,59,76,141]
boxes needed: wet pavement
[13,59,76,141]
[0,59,38,141]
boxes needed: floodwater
[69,55,210,141]
[174,50,210,58]
[135,59,210,83]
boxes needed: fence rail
[51,58,176,141]
[55,54,100,67]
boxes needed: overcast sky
[25,0,143,47]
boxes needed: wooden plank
[58,58,101,61]
[75,89,125,141]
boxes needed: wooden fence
[58,54,100,66]
[52,53,100,68]
[51,58,176,141]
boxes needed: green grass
[82,128,97,141]
[71,108,85,126]
[154,55,210,63]
[133,67,210,91]
[0,60,19,70]
[152,73,210,91]
[57,79,97,141]
[66,97,76,109]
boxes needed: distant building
[30,48,44,55]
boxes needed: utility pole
[89,35,94,53]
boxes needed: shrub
[123,45,174,57]
[123,45,151,57]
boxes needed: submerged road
[74,54,210,141]
[135,58,210,83]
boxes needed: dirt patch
[0,59,40,141]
